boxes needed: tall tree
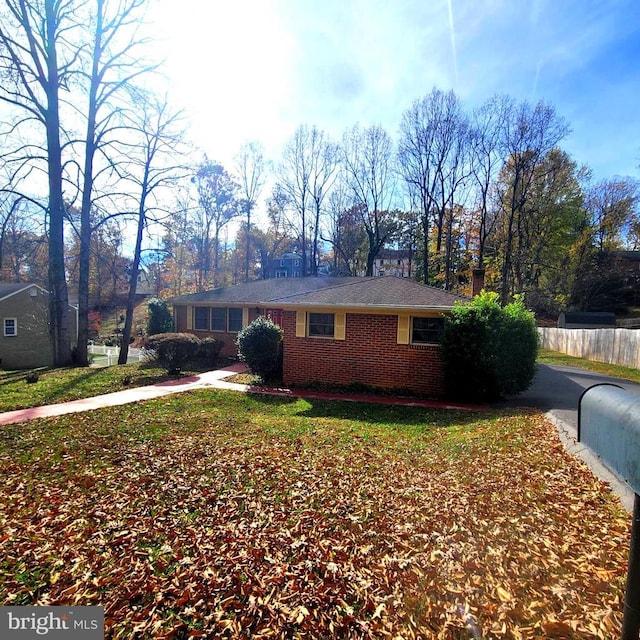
[585,177,639,252]
[234,141,266,282]
[276,125,316,276]
[74,0,153,365]
[397,89,468,286]
[494,99,570,303]
[342,123,396,276]
[117,92,185,364]
[192,159,241,289]
[0,0,78,364]
[468,95,509,270]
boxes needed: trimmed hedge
[142,332,202,374]
[236,316,283,382]
[440,291,538,402]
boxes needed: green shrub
[24,371,39,384]
[199,336,224,365]
[236,316,283,381]
[440,291,538,402]
[147,298,174,336]
[142,332,202,374]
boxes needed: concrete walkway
[0,362,483,428]
[0,363,251,427]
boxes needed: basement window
[308,312,335,338]
[411,317,444,344]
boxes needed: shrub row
[142,333,223,374]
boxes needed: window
[228,307,243,333]
[194,308,209,330]
[211,307,226,331]
[308,312,335,338]
[3,318,17,337]
[411,317,444,344]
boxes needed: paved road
[496,363,640,429]
[496,363,640,512]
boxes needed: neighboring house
[171,276,467,397]
[369,249,413,278]
[265,252,306,279]
[0,282,78,369]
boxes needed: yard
[0,389,630,639]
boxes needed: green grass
[538,348,640,383]
[0,390,629,637]
[0,362,203,412]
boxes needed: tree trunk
[45,2,71,366]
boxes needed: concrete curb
[546,410,634,514]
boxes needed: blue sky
[155,0,640,182]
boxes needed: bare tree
[307,128,340,275]
[495,99,570,303]
[0,0,80,364]
[397,89,468,286]
[275,125,315,276]
[117,92,186,364]
[342,123,396,276]
[468,95,509,270]
[72,0,154,365]
[585,177,639,252]
[234,141,266,282]
[192,159,242,289]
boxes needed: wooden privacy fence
[538,327,640,369]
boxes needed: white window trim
[3,317,17,337]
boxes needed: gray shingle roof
[170,277,363,304]
[171,276,467,310]
[0,282,43,302]
[275,276,467,308]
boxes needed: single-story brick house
[171,276,467,396]
[0,282,79,369]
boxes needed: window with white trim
[308,312,335,338]
[3,318,17,337]
[411,317,444,344]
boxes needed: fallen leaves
[0,392,631,638]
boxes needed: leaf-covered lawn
[0,391,630,639]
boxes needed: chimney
[472,268,486,297]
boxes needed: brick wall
[282,311,444,397]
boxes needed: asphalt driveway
[496,363,640,430]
